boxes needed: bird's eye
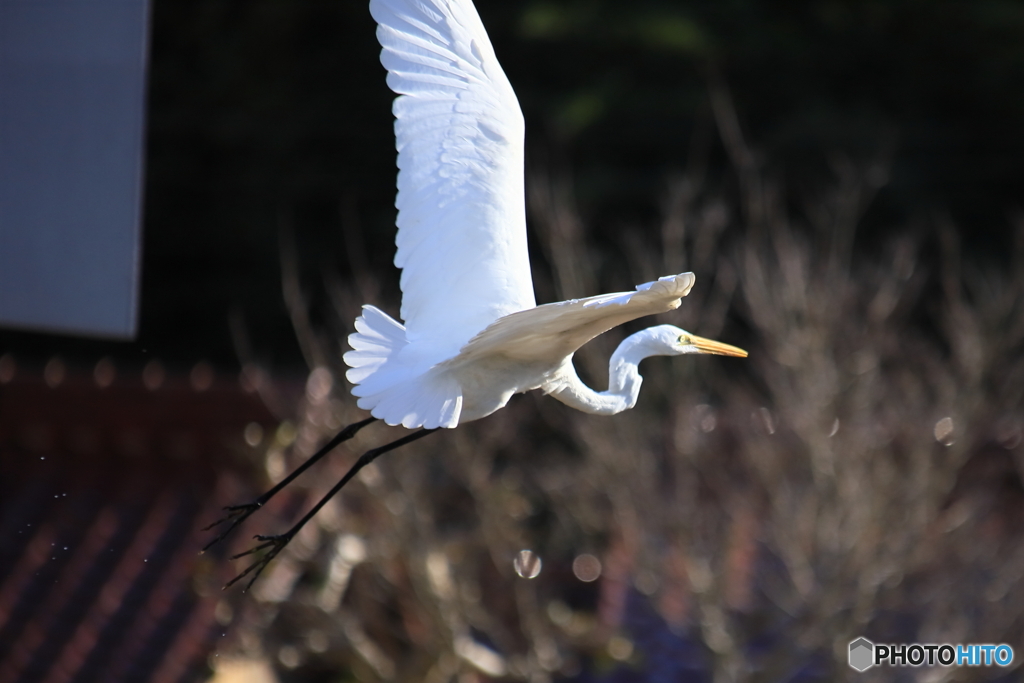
[677,335,687,344]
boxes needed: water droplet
[693,404,716,432]
[934,417,955,446]
[995,418,1021,450]
[305,366,334,404]
[608,636,633,661]
[385,491,407,515]
[572,554,602,582]
[275,421,297,447]
[753,407,776,435]
[513,549,541,579]
[278,645,301,669]
[306,630,329,653]
[243,422,264,447]
[143,360,165,391]
[94,357,116,388]
[634,570,659,596]
[547,600,572,627]
[44,357,66,387]
[190,361,214,392]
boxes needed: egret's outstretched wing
[453,273,697,365]
[371,0,535,367]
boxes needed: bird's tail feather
[344,305,462,429]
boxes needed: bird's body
[347,272,744,428]
[346,0,746,430]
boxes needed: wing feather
[452,274,697,366]
[370,0,535,369]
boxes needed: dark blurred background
[1,0,1022,371]
[3,2,1024,683]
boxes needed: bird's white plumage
[370,0,535,368]
[452,274,696,366]
[346,0,746,430]
[346,304,464,428]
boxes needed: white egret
[207,0,746,589]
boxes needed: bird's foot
[224,532,295,592]
[201,501,263,553]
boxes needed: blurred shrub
[223,93,1024,683]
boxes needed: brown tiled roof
[0,359,278,683]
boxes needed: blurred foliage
[222,115,1024,680]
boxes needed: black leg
[225,427,436,591]
[202,416,377,553]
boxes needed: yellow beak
[688,335,748,358]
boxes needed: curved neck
[544,331,659,415]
